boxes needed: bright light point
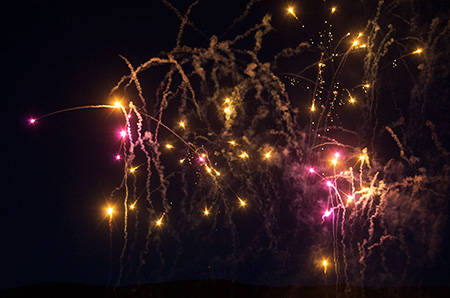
[204,207,209,216]
[130,204,135,210]
[265,151,271,159]
[359,155,365,160]
[107,207,113,216]
[214,170,220,176]
[224,107,231,114]
[349,97,356,103]
[331,7,336,13]
[179,121,185,128]
[413,48,423,54]
[309,167,315,173]
[311,103,315,112]
[115,155,121,160]
[324,210,332,217]
[206,166,212,173]
[120,130,127,138]
[166,144,173,149]
[364,84,370,88]
[288,7,294,15]
[180,158,185,164]
[347,195,354,202]
[239,198,246,207]
[156,214,164,226]
[323,259,328,267]
[130,167,138,173]
[358,32,363,38]
[331,158,337,166]
[199,156,205,163]
[114,101,122,108]
[360,44,367,48]
[29,118,36,124]
[239,152,249,159]
[352,40,359,47]
[334,152,340,158]
[326,181,333,187]
[229,140,236,146]
[225,98,230,103]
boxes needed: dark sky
[2,0,450,291]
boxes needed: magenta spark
[309,167,315,173]
[29,118,36,124]
[120,130,127,138]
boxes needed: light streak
[239,152,249,159]
[156,214,165,226]
[323,259,328,274]
[413,48,423,54]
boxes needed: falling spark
[204,206,209,216]
[228,140,236,146]
[156,214,165,226]
[323,259,328,274]
[413,48,423,54]
[115,155,121,160]
[238,197,246,207]
[239,152,249,159]
[166,144,173,149]
[179,121,185,128]
[331,7,336,14]
[264,151,272,159]
[29,118,36,124]
[107,207,114,216]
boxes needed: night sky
[2,0,450,291]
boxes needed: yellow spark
[311,103,316,112]
[360,44,367,48]
[265,151,272,159]
[347,195,354,203]
[358,32,363,38]
[130,166,138,173]
[287,7,295,16]
[238,197,246,207]
[413,48,423,54]
[229,140,236,146]
[331,6,336,14]
[107,207,113,216]
[180,158,185,164]
[225,98,230,103]
[224,107,231,114]
[349,97,356,104]
[323,259,328,274]
[166,144,173,149]
[205,165,212,173]
[239,152,249,159]
[331,158,337,166]
[364,84,370,88]
[318,62,325,68]
[352,40,359,47]
[204,206,209,216]
[114,101,123,108]
[214,170,221,176]
[156,214,165,226]
[179,121,186,128]
[130,203,135,210]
